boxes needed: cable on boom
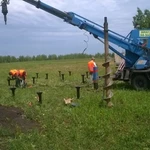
[82,32,89,54]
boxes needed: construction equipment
[1,0,150,90]
[0,0,9,24]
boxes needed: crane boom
[23,0,72,20]
[22,0,150,68]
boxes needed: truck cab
[114,29,150,90]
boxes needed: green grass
[0,58,150,150]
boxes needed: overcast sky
[0,0,149,57]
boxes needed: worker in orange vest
[18,69,27,88]
[8,69,20,87]
[88,57,97,83]
[9,69,19,79]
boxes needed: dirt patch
[0,105,40,133]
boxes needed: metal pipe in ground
[69,71,72,76]
[75,86,81,99]
[36,73,39,78]
[45,73,48,79]
[58,71,61,77]
[102,17,113,107]
[61,74,64,81]
[37,91,43,104]
[32,77,36,84]
[10,87,16,96]
[81,74,85,83]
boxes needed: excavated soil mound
[0,105,40,132]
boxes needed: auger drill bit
[3,14,7,24]
[1,0,8,25]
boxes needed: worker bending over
[9,69,19,79]
[8,69,20,87]
[8,69,27,87]
[18,69,27,88]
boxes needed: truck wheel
[131,75,148,90]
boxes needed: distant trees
[133,8,150,29]
[0,53,113,63]
[0,55,17,63]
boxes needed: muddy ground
[0,105,40,133]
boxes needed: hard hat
[91,57,95,60]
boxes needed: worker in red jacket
[88,57,97,83]
[18,69,27,88]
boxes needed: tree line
[0,53,114,63]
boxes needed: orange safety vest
[88,60,96,73]
[9,69,19,77]
[19,69,27,78]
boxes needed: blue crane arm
[23,0,72,20]
[23,0,131,50]
[23,0,150,68]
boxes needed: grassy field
[0,58,150,150]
